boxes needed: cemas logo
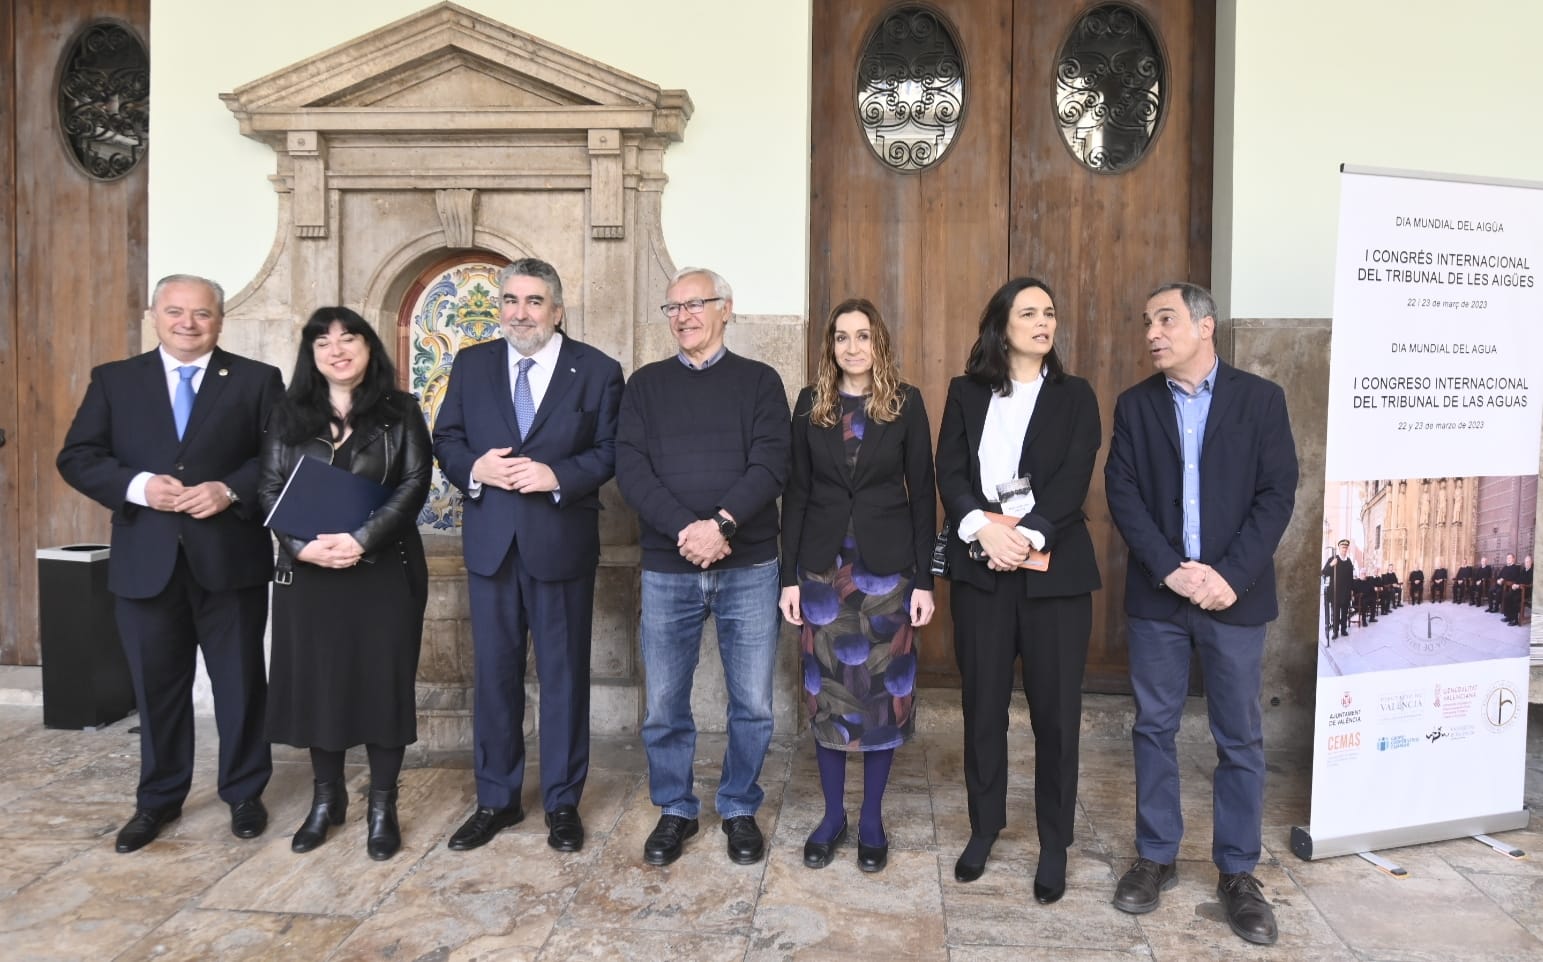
[1326,732,1360,751]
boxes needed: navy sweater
[616,351,790,573]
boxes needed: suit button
[175,463,185,471]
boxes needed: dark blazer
[258,394,432,568]
[432,335,623,581]
[935,373,1102,598]
[57,347,284,598]
[1105,359,1298,626]
[780,384,936,589]
[1322,555,1354,605]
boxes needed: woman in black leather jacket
[258,306,430,860]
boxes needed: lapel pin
[570,367,577,373]
[218,368,229,376]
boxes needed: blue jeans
[640,558,780,820]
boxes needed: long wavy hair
[809,297,906,428]
[964,277,1067,395]
[272,306,411,444]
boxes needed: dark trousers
[467,543,594,813]
[1432,580,1445,603]
[1126,607,1265,875]
[952,574,1090,854]
[1410,583,1423,604]
[114,552,271,811]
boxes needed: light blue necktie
[513,357,536,440]
[173,365,197,440]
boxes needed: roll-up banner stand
[1293,165,1542,860]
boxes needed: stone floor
[3,696,1543,962]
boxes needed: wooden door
[810,0,1214,690]
[2,1,150,666]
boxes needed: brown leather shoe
[1112,857,1176,914]
[1218,871,1279,945]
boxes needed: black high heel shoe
[954,833,996,883]
[1034,849,1067,904]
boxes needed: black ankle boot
[366,786,400,861]
[291,779,347,853]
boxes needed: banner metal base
[1291,809,1530,861]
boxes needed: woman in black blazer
[259,307,431,861]
[779,297,936,873]
[935,278,1101,901]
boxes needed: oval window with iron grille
[1055,3,1165,173]
[57,21,149,180]
[855,6,966,173]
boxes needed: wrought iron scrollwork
[1055,3,1164,173]
[58,23,149,181]
[856,6,965,173]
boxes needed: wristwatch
[714,510,737,539]
[224,485,240,504]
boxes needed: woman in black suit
[935,277,1101,901]
[779,297,936,873]
[259,307,431,860]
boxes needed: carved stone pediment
[220,1,690,244]
[222,2,690,142]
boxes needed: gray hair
[152,274,225,313]
[498,257,565,308]
[669,266,733,301]
[1147,281,1216,327]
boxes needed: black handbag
[929,521,953,577]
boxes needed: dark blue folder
[263,455,390,541]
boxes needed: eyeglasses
[659,297,724,318]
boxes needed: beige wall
[1216,0,1543,320]
[149,0,812,314]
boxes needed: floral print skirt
[798,533,918,752]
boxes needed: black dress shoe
[230,798,268,839]
[115,806,181,853]
[722,815,765,865]
[545,805,585,852]
[643,814,699,866]
[954,834,996,883]
[856,838,888,874]
[292,780,347,853]
[802,818,848,869]
[1218,871,1278,945]
[1034,851,1067,904]
[448,805,524,851]
[1113,857,1176,914]
[366,786,401,861]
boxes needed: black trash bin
[37,544,135,729]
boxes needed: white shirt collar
[159,346,213,373]
[507,331,564,370]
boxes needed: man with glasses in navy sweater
[616,266,790,867]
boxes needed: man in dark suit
[1430,561,1447,603]
[433,258,623,854]
[57,274,282,853]
[1105,282,1296,946]
[1474,555,1493,608]
[1321,540,1353,640]
[1408,566,1423,605]
[1497,553,1523,624]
